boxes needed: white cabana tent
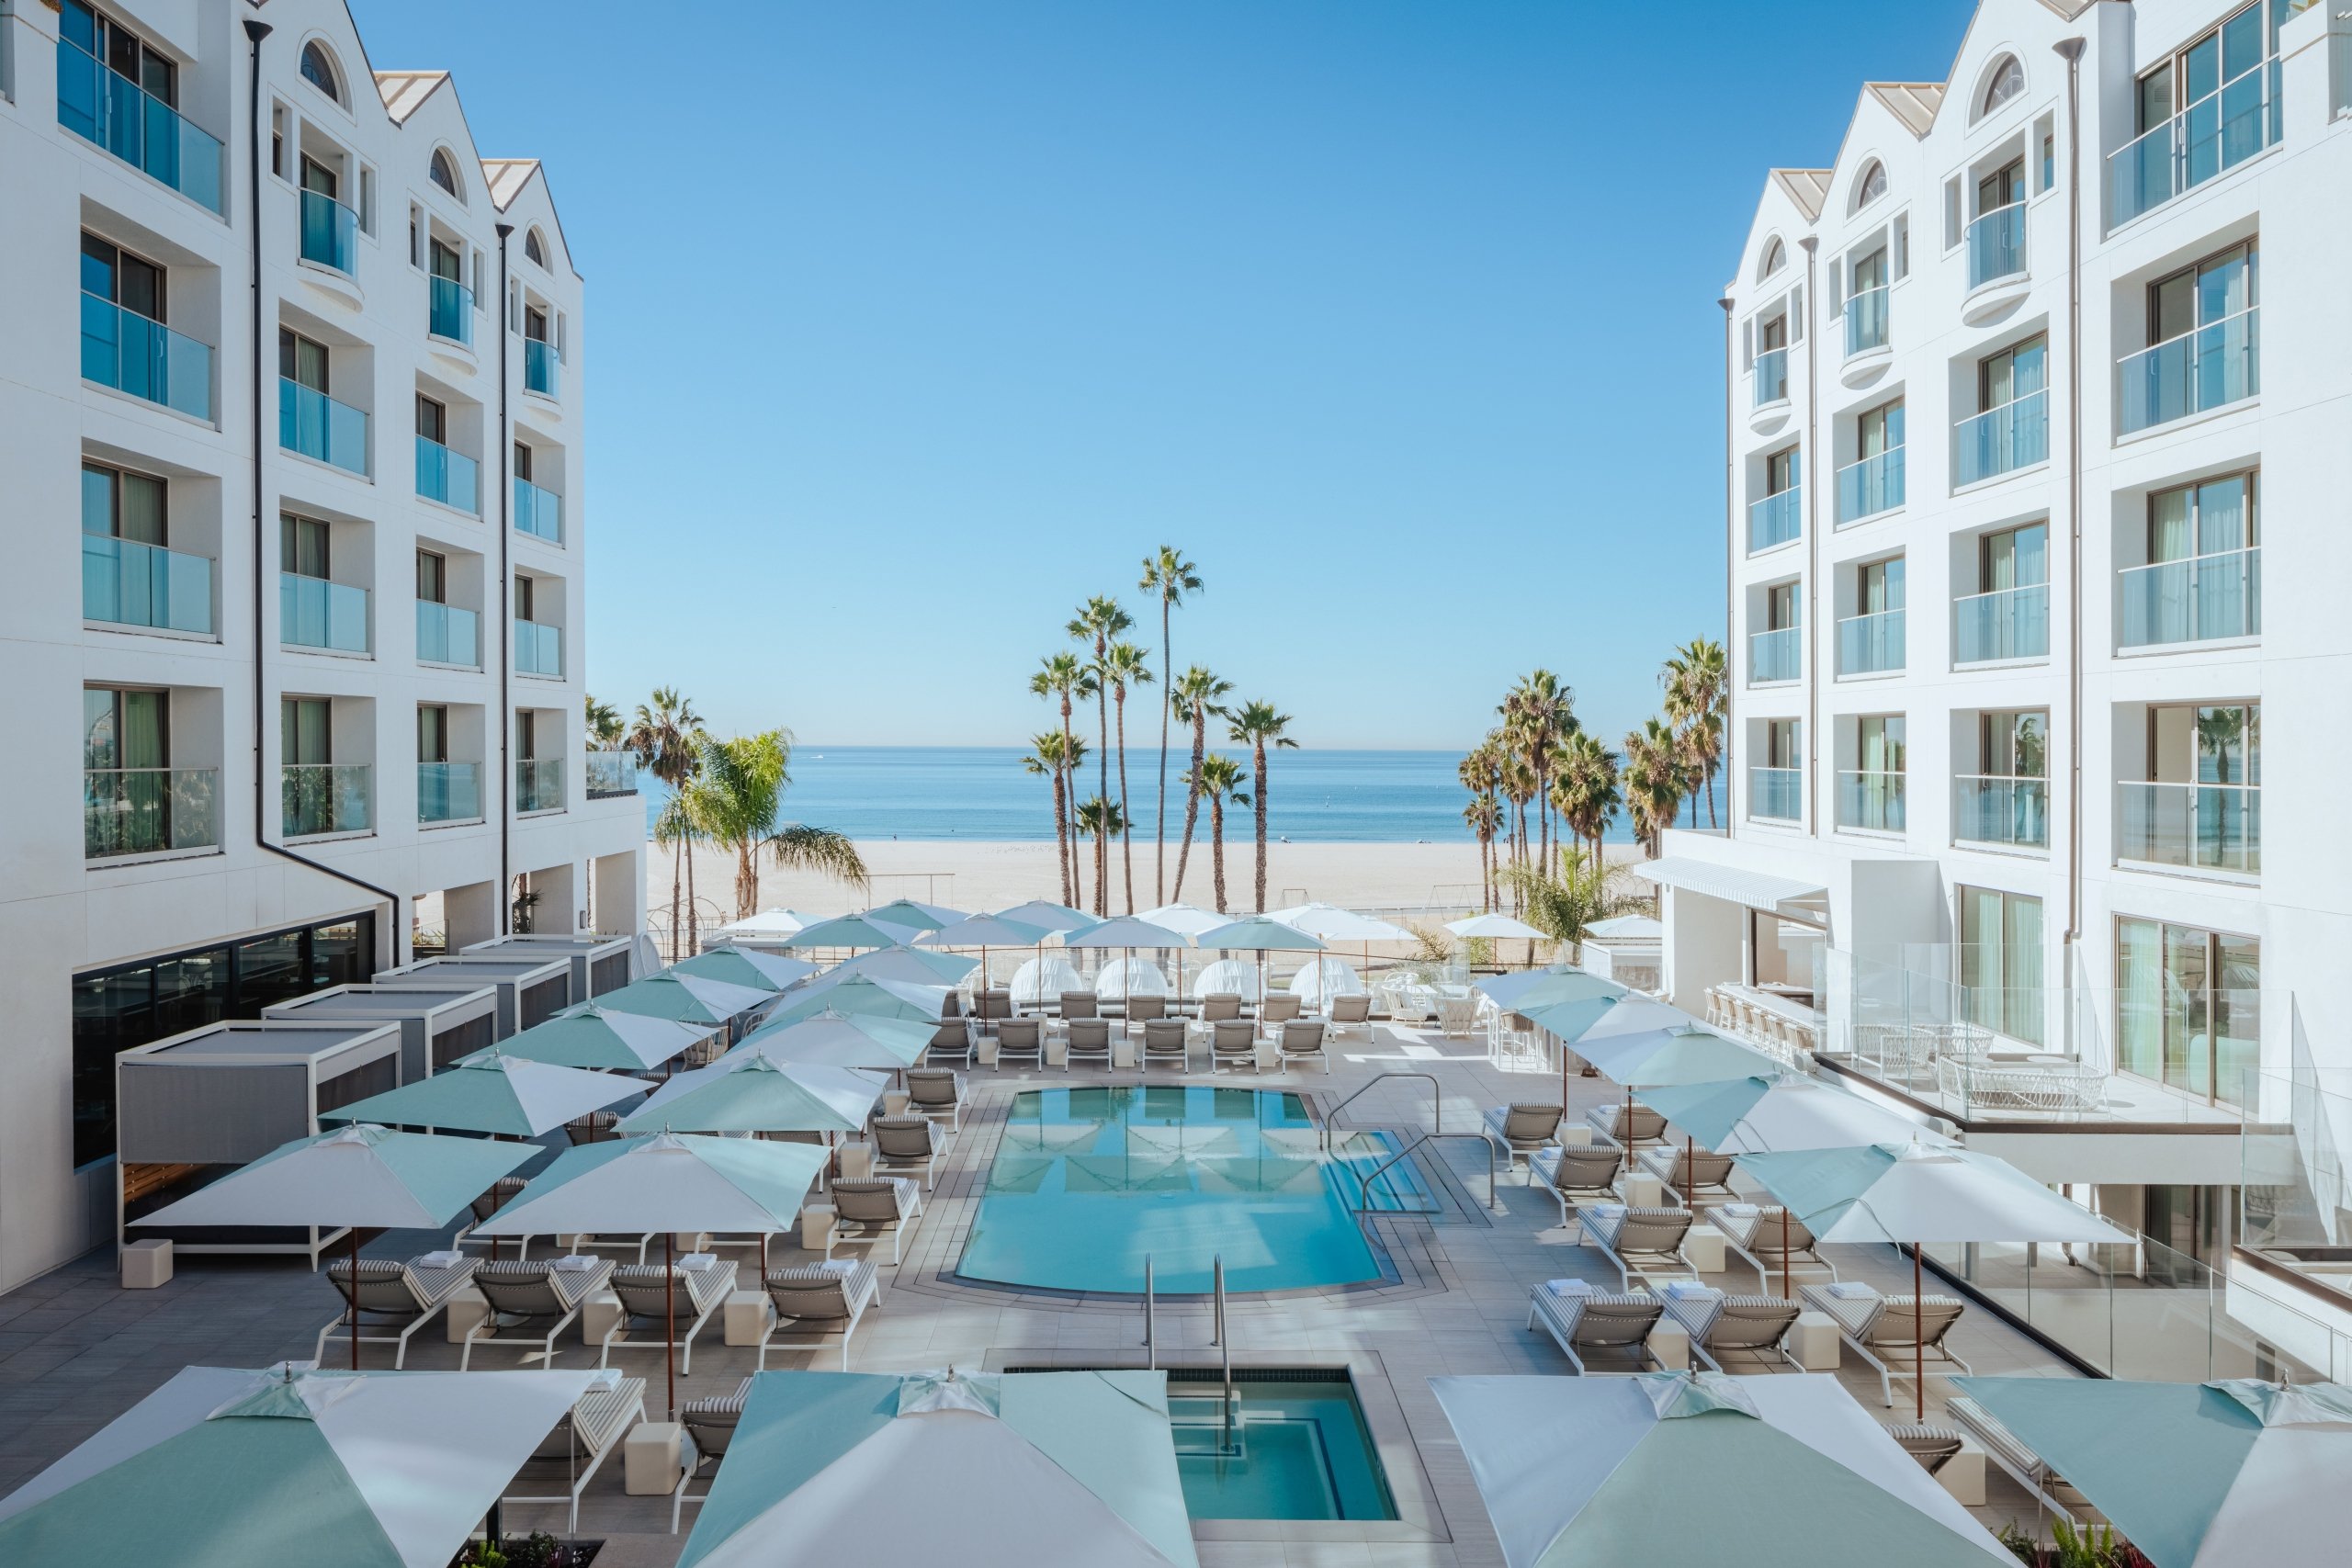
[716,908,827,943]
[1094,959,1170,1001]
[1191,958,1262,1003]
[1286,957,1364,1004]
[1010,956,1088,1008]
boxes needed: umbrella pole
[1781,1206,1792,1301]
[665,1231,678,1421]
[1623,1085,1634,1175]
[1914,1242,1925,1422]
[349,1226,361,1371]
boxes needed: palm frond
[765,823,867,887]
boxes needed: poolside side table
[445,1286,491,1343]
[800,1204,836,1253]
[119,1238,172,1289]
[1044,1035,1069,1068]
[1253,1041,1283,1073]
[582,1291,624,1347]
[882,1090,910,1117]
[1938,1440,1987,1506]
[1790,1309,1841,1371]
[723,1292,775,1346]
[1113,1038,1137,1069]
[1681,1227,1726,1275]
[838,1145,873,1181]
[1646,1317,1690,1371]
[625,1422,690,1496]
[974,1034,1001,1068]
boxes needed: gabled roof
[481,158,542,212]
[373,70,447,125]
[1865,82,1946,136]
[1770,169,1832,220]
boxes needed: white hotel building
[0,0,642,1292]
[1649,0,2352,1363]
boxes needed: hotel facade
[0,0,642,1292]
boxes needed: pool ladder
[1141,1252,1239,1457]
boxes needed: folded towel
[1589,1203,1626,1220]
[1538,1144,1563,1157]
[586,1367,622,1391]
[816,1259,856,1276]
[678,1252,720,1272]
[1722,1202,1760,1217]
[550,1255,599,1272]
[1827,1280,1875,1300]
[417,1249,465,1269]
[1545,1279,1594,1296]
[1663,1280,1720,1299]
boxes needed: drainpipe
[1797,236,1820,838]
[1720,294,1737,841]
[2055,36,2086,1054]
[243,17,401,963]
[495,223,514,933]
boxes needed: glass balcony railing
[84,767,219,859]
[1954,775,2049,849]
[280,378,369,476]
[80,295,213,421]
[1954,389,2047,486]
[428,276,474,345]
[280,573,370,654]
[586,749,639,798]
[1748,766,1802,822]
[1953,582,2050,664]
[2118,307,2259,435]
[515,617,563,678]
[1965,201,2026,289]
[1747,488,1801,553]
[283,762,373,839]
[54,38,224,214]
[83,535,214,636]
[418,761,484,825]
[300,187,358,275]
[1835,447,1904,523]
[1835,607,1905,676]
[2110,60,2281,227]
[2118,780,2260,874]
[414,435,479,513]
[414,600,480,667]
[516,757,565,814]
[1843,286,1888,356]
[525,338,560,397]
[2119,547,2260,649]
[1747,626,1801,685]
[1837,770,1906,833]
[514,478,564,543]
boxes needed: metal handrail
[1214,1254,1235,1456]
[1320,1070,1441,1151]
[1355,1130,1498,1215]
[1142,1254,1156,1368]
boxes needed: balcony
[1835,447,1904,524]
[280,378,369,476]
[54,37,224,214]
[84,767,219,859]
[1835,607,1905,677]
[415,436,480,513]
[81,295,213,422]
[414,600,480,667]
[2117,307,2258,436]
[1748,766,1802,822]
[1953,582,2050,664]
[514,478,564,543]
[1954,389,2047,487]
[586,749,639,798]
[515,618,563,678]
[1843,287,1888,357]
[1747,487,1801,553]
[2117,780,2259,875]
[2119,547,2260,649]
[525,338,560,398]
[1954,775,2049,850]
[418,761,484,825]
[428,276,474,346]
[1747,626,1801,685]
[300,188,358,275]
[84,535,213,636]
[2109,60,2280,228]
[283,762,373,839]
[1965,202,2026,290]
[1751,346,1787,410]
[1837,770,1905,833]
[516,757,565,814]
[280,573,370,655]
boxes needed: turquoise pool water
[1167,1372,1398,1521]
[959,1086,1424,1293]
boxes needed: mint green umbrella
[600,971,773,1026]
[673,944,819,993]
[782,913,923,951]
[831,945,978,986]
[737,1010,935,1070]
[863,898,967,933]
[1509,972,1627,1102]
[768,975,943,1027]
[498,1000,711,1070]
[320,1050,647,1136]
[620,1052,885,1135]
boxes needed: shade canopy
[863,898,968,933]
[135,1125,532,1233]
[1635,1073,1952,1156]
[993,899,1098,933]
[599,972,774,1026]
[0,1365,598,1568]
[1476,965,1583,1009]
[1575,1025,1775,1089]
[716,908,827,942]
[497,1001,712,1071]
[1267,902,1413,942]
[1010,956,1088,1007]
[1191,958,1263,1002]
[1630,856,1829,919]
[321,1052,647,1137]
[735,1011,935,1071]
[621,1053,886,1135]
[1737,1142,2134,1247]
[1093,959,1170,1000]
[1584,914,1663,942]
[1133,903,1228,938]
[677,1370,1199,1568]
[1446,912,1548,941]
[1194,917,1323,953]
[1431,1372,2007,1567]
[1287,956,1365,1003]
[1065,917,1194,950]
[672,945,819,993]
[781,913,926,951]
[472,1132,826,1238]
[1570,995,1700,1043]
[768,974,945,1026]
[919,913,1053,949]
[830,945,978,986]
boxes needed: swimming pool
[958,1086,1424,1293]
[1167,1370,1398,1520]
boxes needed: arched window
[1980,55,2024,118]
[429,149,460,197]
[524,229,547,267]
[1758,238,1786,281]
[300,41,341,103]
[1852,161,1887,211]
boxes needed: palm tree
[1102,641,1153,914]
[1022,731,1080,908]
[1500,671,1575,874]
[1168,665,1233,905]
[1661,638,1729,828]
[1189,754,1250,914]
[1458,742,1507,908]
[584,696,624,748]
[626,688,705,956]
[1462,795,1500,913]
[1621,717,1689,856]
[1226,700,1297,913]
[1075,795,1127,892]
[1030,653,1095,911]
[1138,547,1202,905]
[1498,858,1635,954]
[682,729,866,917]
[1068,596,1133,914]
[1498,750,1535,899]
[1551,731,1623,870]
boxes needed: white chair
[1437,996,1480,1040]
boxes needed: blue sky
[351,0,1973,750]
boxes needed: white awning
[1629,856,1828,919]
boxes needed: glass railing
[414,599,480,667]
[1748,766,1802,821]
[414,435,479,513]
[300,187,358,275]
[514,478,564,543]
[280,573,370,654]
[2240,1066,2352,1383]
[525,338,560,397]
[83,535,213,635]
[515,617,563,677]
[2109,60,2281,227]
[1835,607,1905,675]
[1747,488,1801,553]
[280,378,369,476]
[1965,202,2026,289]
[1953,582,2049,663]
[54,38,224,213]
[1752,346,1787,407]
[1821,945,2064,1106]
[1843,287,1888,356]
[1835,447,1903,523]
[1837,770,1905,832]
[517,757,565,813]
[586,749,639,798]
[283,762,373,838]
[2117,780,2260,874]
[1954,775,2049,849]
[1954,389,2047,486]
[84,767,219,859]
[1747,626,1801,685]
[418,761,484,825]
[2118,307,2259,435]
[2119,547,2260,648]
[80,294,213,421]
[428,276,474,345]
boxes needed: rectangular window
[428,237,460,283]
[2150,242,2256,344]
[82,232,165,321]
[280,513,330,579]
[1975,157,2025,216]
[1981,521,2048,590]
[1942,176,1962,249]
[1766,581,1799,633]
[1980,710,2048,778]
[272,104,286,178]
[1893,213,1910,279]
[524,305,548,344]
[1857,399,1904,463]
[83,462,168,546]
[415,392,447,446]
[513,441,534,482]
[418,704,449,763]
[278,327,329,394]
[282,696,331,765]
[410,205,422,268]
[2037,114,2057,191]
[300,152,338,202]
[1851,248,1886,296]
[1856,556,1905,616]
[2148,471,2256,564]
[1765,446,1799,496]
[357,167,374,234]
[1856,714,1905,774]
[416,548,447,604]
[514,575,537,621]
[1765,718,1801,769]
[1979,334,2046,412]
[1960,887,2044,1043]
[517,709,539,760]
[2117,917,2258,1106]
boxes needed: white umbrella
[918,912,1051,1000]
[1134,903,1227,937]
[1270,903,1410,1005]
[1094,958,1170,1001]
[1585,914,1664,941]
[1447,910,1547,967]
[993,900,1098,933]
[321,1050,649,1138]
[1286,956,1364,1005]
[717,908,828,942]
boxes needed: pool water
[958,1086,1426,1293]
[1167,1371,1398,1521]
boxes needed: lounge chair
[1947,1396,2107,1525]
[1582,1205,1698,1292]
[1640,1145,1738,1206]
[1709,1204,1839,1292]
[672,1379,752,1531]
[904,1067,965,1131]
[1885,1423,1966,1475]
[1276,1020,1329,1074]
[871,1115,941,1189]
[1124,994,1168,1032]
[1199,993,1243,1023]
[1667,1290,1803,1372]
[1586,1101,1668,1153]
[1531,1143,1626,1233]
[600,1258,739,1376]
[758,1260,881,1370]
[461,1257,614,1371]
[995,1017,1044,1069]
[315,1255,480,1368]
[1066,1017,1114,1070]
[1327,994,1374,1041]
[1141,1017,1191,1074]
[821,1177,923,1266]
[458,1176,529,1256]
[971,989,1013,1033]
[1259,994,1302,1035]
[1525,1282,1665,1374]
[502,1374,646,1533]
[564,1111,618,1145]
[1058,990,1099,1021]
[1802,1284,1973,1406]
[1481,1103,1564,1180]
[922,1017,974,1068]
[1208,1019,1258,1074]
[1436,995,1481,1040]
